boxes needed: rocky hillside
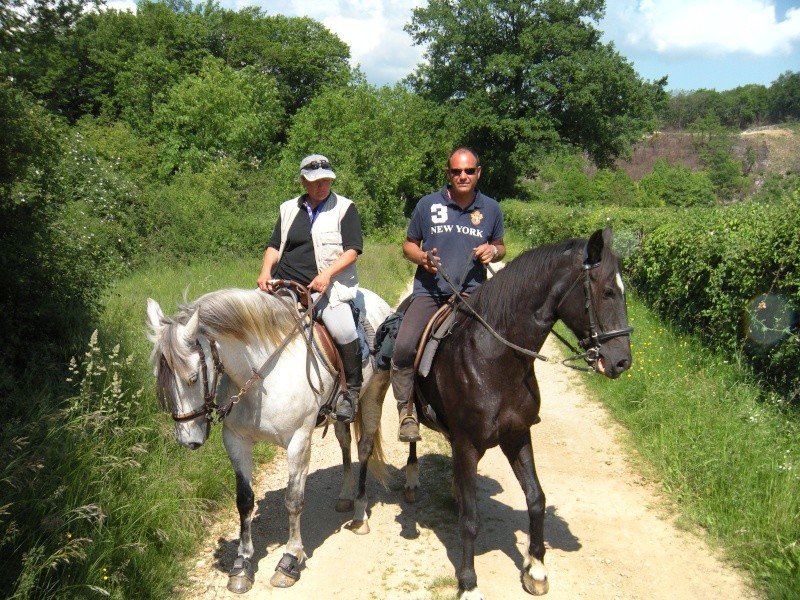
[616,126,799,181]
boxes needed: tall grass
[0,241,411,599]
[582,296,800,599]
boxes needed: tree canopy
[405,0,667,194]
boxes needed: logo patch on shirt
[470,210,484,226]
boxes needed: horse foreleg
[223,432,256,594]
[404,442,420,503]
[333,421,355,513]
[501,432,549,596]
[270,430,312,588]
[452,439,483,599]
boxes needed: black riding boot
[391,360,421,442]
[335,339,362,424]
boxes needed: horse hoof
[227,574,253,594]
[227,556,254,594]
[335,498,354,513]
[270,571,298,588]
[459,588,485,600]
[347,519,370,535]
[271,552,301,588]
[522,572,549,595]
[404,486,417,503]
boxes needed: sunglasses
[302,160,332,171]
[448,167,478,176]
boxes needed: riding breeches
[391,294,445,369]
[313,293,358,345]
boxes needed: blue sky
[112,0,800,92]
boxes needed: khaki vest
[278,193,358,306]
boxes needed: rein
[430,251,632,372]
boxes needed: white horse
[146,286,392,593]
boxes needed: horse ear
[586,228,606,265]
[184,309,200,341]
[146,298,165,336]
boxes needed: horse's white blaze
[616,271,625,295]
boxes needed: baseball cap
[299,154,336,181]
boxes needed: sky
[110,0,800,92]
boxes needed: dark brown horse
[408,227,632,599]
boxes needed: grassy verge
[581,295,800,599]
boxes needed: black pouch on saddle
[372,311,404,370]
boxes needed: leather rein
[169,281,336,424]
[432,252,633,372]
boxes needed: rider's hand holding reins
[473,243,498,264]
[422,248,440,273]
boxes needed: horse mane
[150,289,298,411]
[469,237,609,329]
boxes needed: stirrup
[334,394,356,424]
[398,414,421,443]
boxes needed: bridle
[433,251,633,372]
[170,338,225,423]
[167,281,335,424]
[551,261,634,371]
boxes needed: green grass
[581,295,800,599]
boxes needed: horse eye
[188,372,199,385]
[603,287,616,299]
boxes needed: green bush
[627,195,800,400]
[639,158,716,206]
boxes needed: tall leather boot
[391,360,421,442]
[335,339,362,424]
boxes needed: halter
[431,251,632,372]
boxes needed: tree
[769,70,800,122]
[276,82,455,232]
[213,10,352,118]
[405,0,664,195]
[151,57,284,173]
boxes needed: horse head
[146,298,216,449]
[558,227,633,379]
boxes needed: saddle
[414,295,466,377]
[270,280,375,428]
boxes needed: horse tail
[353,387,389,487]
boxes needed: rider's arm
[257,247,281,291]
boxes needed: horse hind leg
[501,433,549,595]
[333,420,355,513]
[404,442,420,503]
[349,379,388,534]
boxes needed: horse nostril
[617,358,631,371]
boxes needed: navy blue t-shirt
[408,186,504,298]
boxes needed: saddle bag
[372,311,404,370]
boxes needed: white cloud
[621,0,800,56]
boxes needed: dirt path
[180,333,758,600]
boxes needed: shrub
[639,158,716,206]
